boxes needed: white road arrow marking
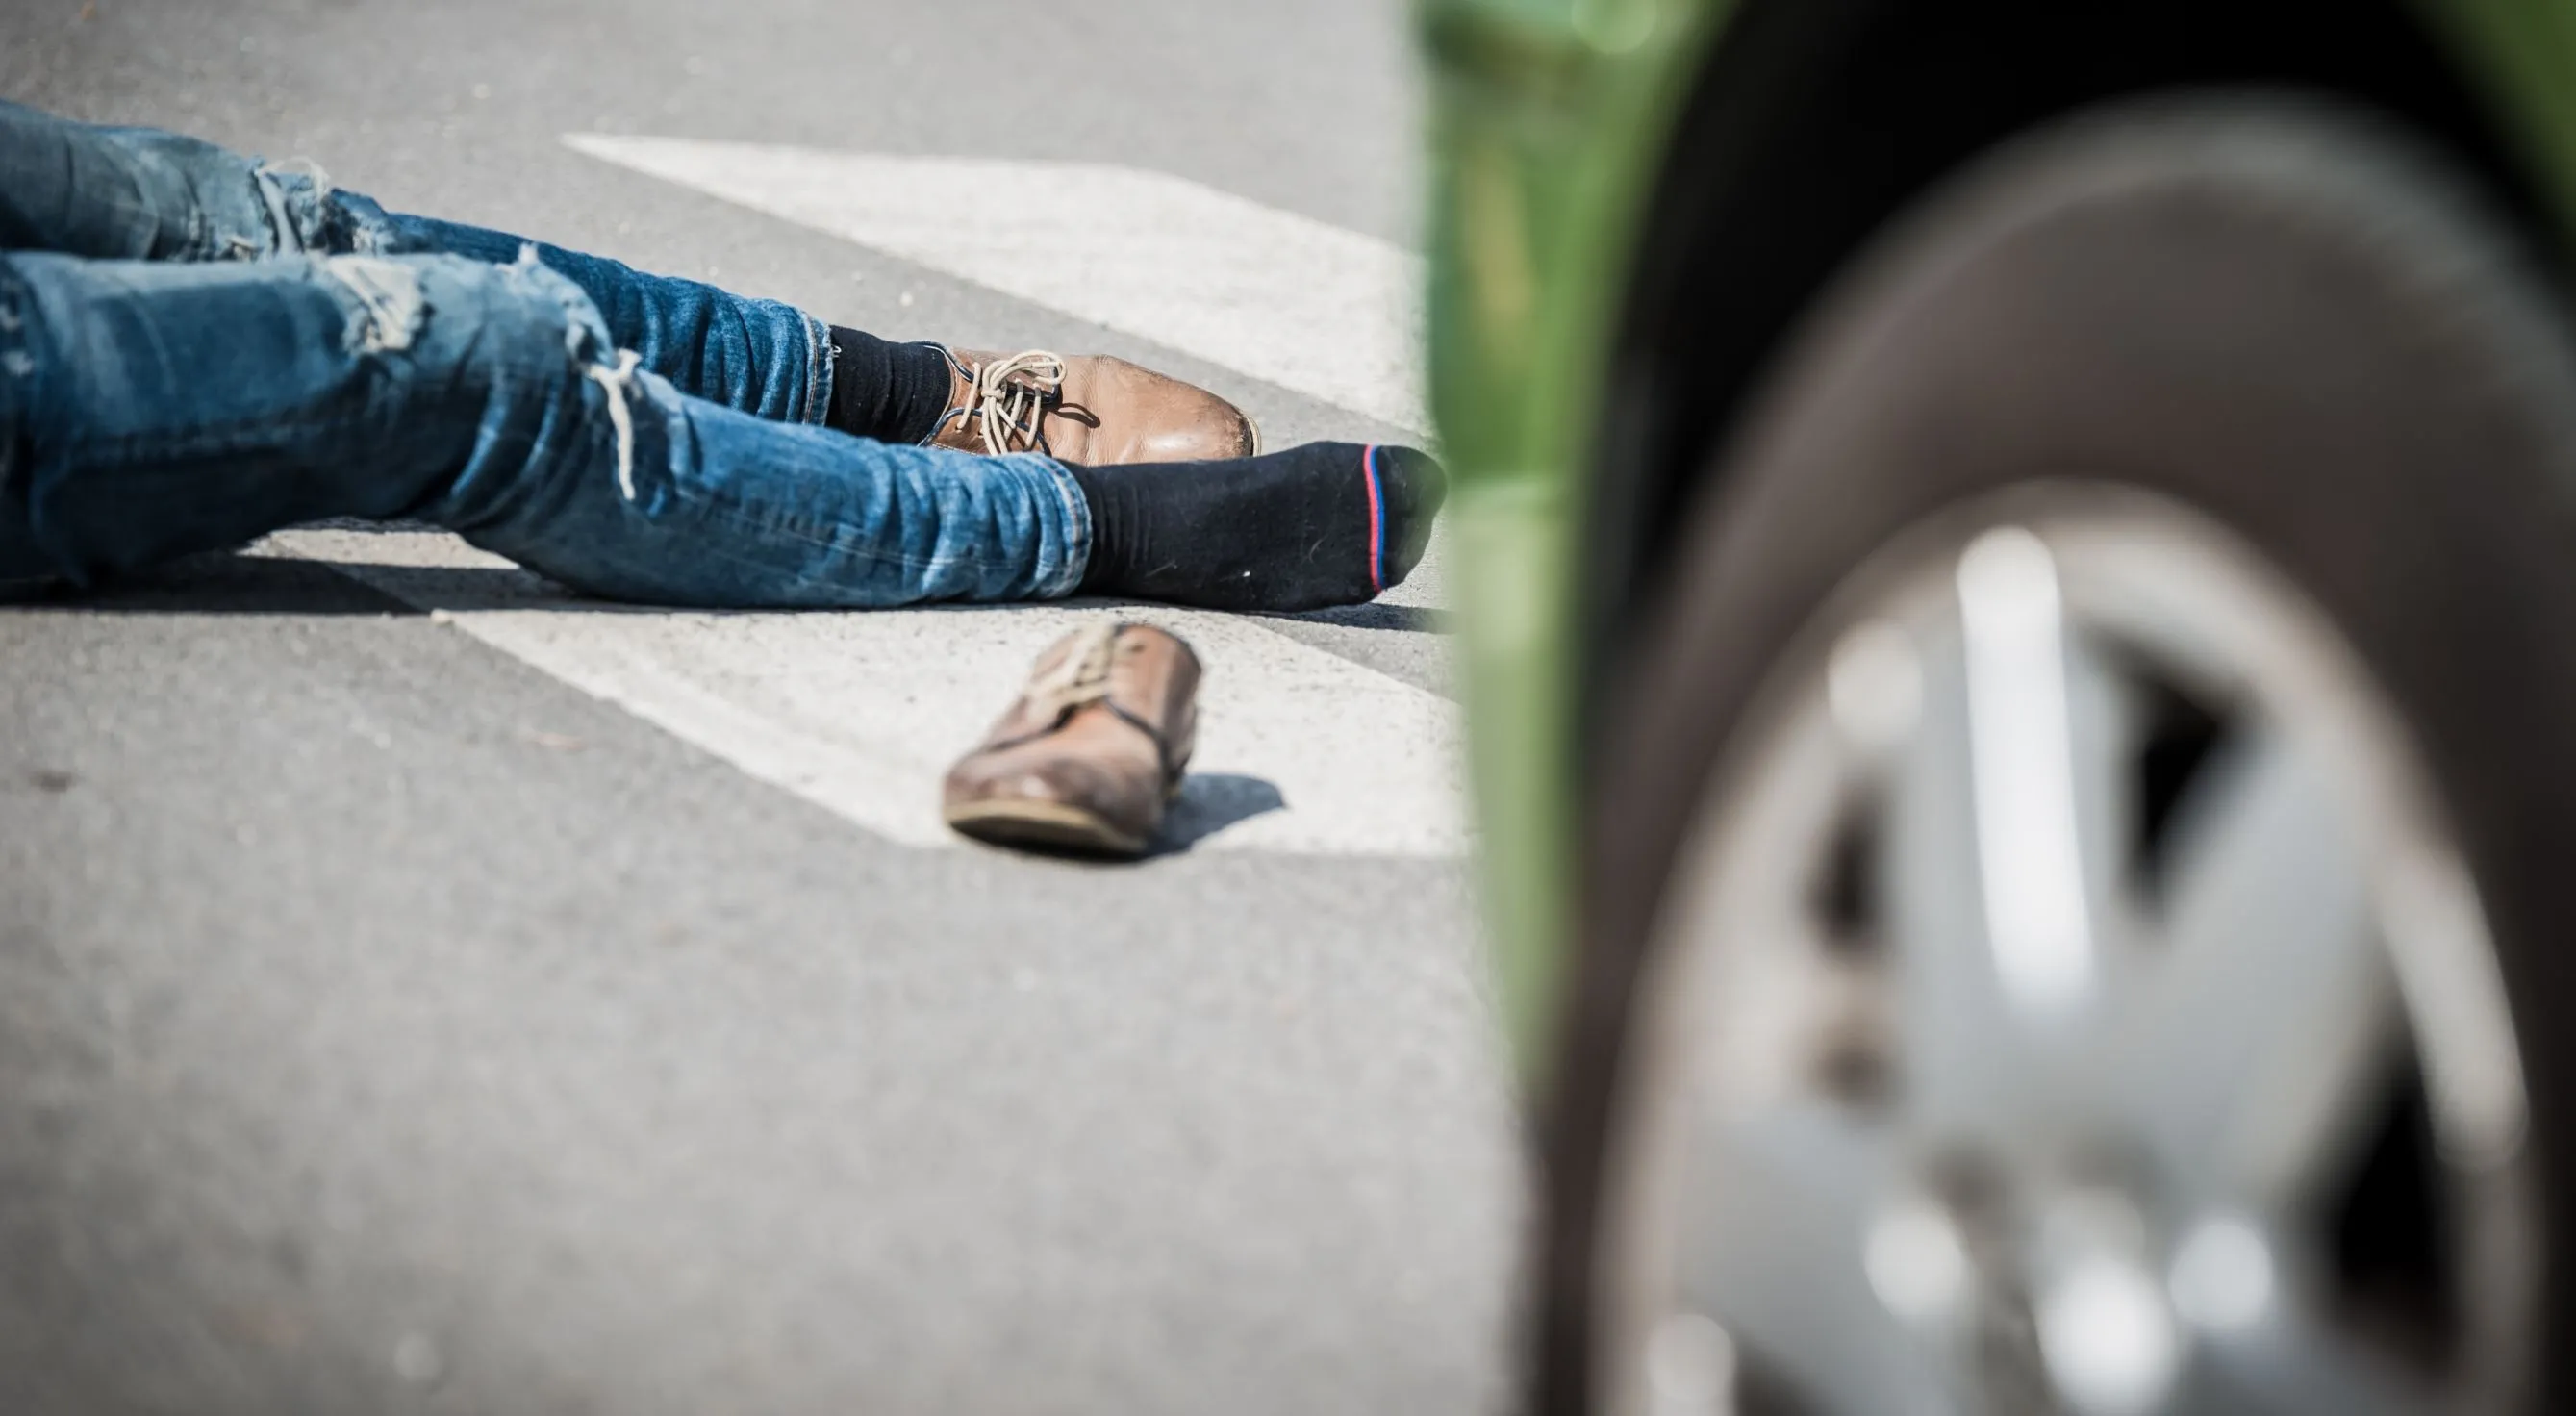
[562,135,1428,434]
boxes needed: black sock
[1067,442,1442,612]
[824,328,952,444]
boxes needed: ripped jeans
[0,101,1091,604]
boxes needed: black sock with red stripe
[1067,442,1441,612]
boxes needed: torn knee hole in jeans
[504,242,609,362]
[253,156,337,255]
[588,349,646,501]
[322,256,424,354]
[260,155,335,198]
[494,242,650,501]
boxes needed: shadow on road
[1155,771,1287,853]
[1264,600,1448,634]
[1,548,418,616]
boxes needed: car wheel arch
[1576,0,2551,767]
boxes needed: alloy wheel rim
[1600,488,2536,1416]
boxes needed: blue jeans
[0,101,1091,605]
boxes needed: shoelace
[1022,621,1119,721]
[935,347,1068,455]
[991,623,1181,776]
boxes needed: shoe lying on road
[928,346,1260,465]
[943,622,1201,856]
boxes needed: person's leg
[0,98,844,426]
[381,215,851,430]
[0,244,1440,611]
[0,98,406,262]
[0,100,1258,457]
[0,249,1088,607]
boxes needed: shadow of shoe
[1262,601,1449,633]
[1151,772,1286,855]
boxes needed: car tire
[1545,95,2576,1416]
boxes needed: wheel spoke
[1885,533,2133,1131]
[1957,528,2102,1023]
[2094,729,2393,1211]
[1667,1106,1956,1415]
[1883,619,2027,1129]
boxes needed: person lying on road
[0,100,1441,614]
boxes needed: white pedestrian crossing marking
[256,531,1467,857]
[562,135,1428,434]
[255,145,1458,856]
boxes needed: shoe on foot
[928,347,1259,465]
[942,622,1200,856]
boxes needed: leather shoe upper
[942,622,1201,854]
[927,347,1258,465]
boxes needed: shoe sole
[944,797,1150,858]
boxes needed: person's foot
[928,347,1260,465]
[1068,441,1444,612]
[943,622,1200,856]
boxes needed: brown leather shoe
[926,347,1259,465]
[943,622,1201,856]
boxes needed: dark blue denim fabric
[0,250,1088,604]
[0,101,1090,605]
[0,99,831,426]
[0,100,351,261]
[390,215,831,428]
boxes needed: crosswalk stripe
[562,135,1428,434]
[255,530,1468,858]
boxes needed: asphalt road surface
[0,4,1523,1413]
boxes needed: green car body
[1419,0,2576,1081]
